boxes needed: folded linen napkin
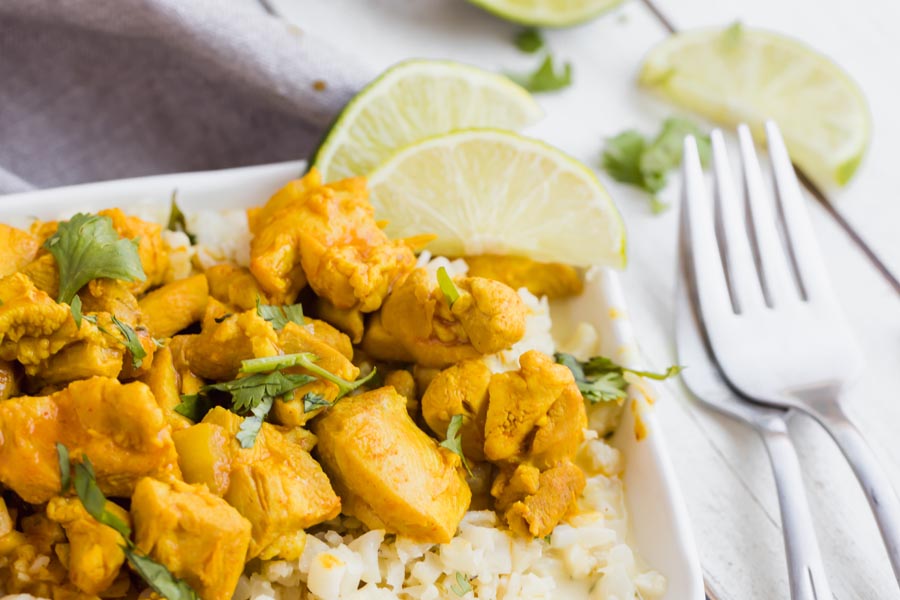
[0,0,371,194]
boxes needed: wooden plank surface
[271,1,900,598]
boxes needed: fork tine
[710,130,766,313]
[737,125,799,305]
[765,121,832,302]
[682,135,733,322]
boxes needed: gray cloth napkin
[0,0,372,194]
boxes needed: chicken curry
[0,169,617,599]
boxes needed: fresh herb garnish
[241,353,376,400]
[602,118,710,213]
[256,297,305,329]
[56,442,71,492]
[173,393,216,422]
[721,21,744,50]
[70,295,84,329]
[43,213,146,305]
[236,395,274,448]
[55,444,199,600]
[436,267,460,307]
[166,191,197,245]
[111,315,147,368]
[507,54,572,93]
[302,392,332,413]
[450,572,473,596]
[556,353,681,403]
[514,28,544,53]
[204,370,315,413]
[440,415,473,477]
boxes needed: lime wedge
[467,0,624,27]
[368,129,626,268]
[640,24,871,186]
[313,60,542,182]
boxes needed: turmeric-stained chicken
[0,172,609,600]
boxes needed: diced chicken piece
[201,407,340,560]
[384,369,417,413]
[314,296,365,344]
[205,263,272,311]
[167,334,206,396]
[46,497,129,595]
[0,377,180,503]
[269,321,360,427]
[0,497,12,538]
[139,346,192,431]
[37,337,124,386]
[138,274,209,338]
[186,303,279,380]
[464,254,583,299]
[0,359,21,400]
[80,279,144,327]
[20,254,59,298]
[421,359,491,462]
[250,170,418,310]
[313,387,471,543]
[484,350,587,469]
[0,514,67,596]
[0,223,41,277]
[365,269,527,368]
[131,477,252,600]
[492,461,585,538]
[307,318,354,360]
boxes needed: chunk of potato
[173,423,234,496]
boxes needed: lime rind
[368,128,627,268]
[466,0,625,27]
[313,59,543,182]
[639,26,871,187]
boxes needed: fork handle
[758,415,833,600]
[809,402,900,585]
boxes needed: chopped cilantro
[56,442,71,492]
[302,392,332,413]
[507,54,572,93]
[440,414,473,477]
[256,297,305,329]
[236,395,274,448]
[450,572,473,596]
[111,315,147,368]
[166,191,197,245]
[70,295,84,329]
[555,353,680,403]
[43,213,146,305]
[240,353,376,400]
[514,28,544,53]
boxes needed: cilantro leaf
[204,371,315,413]
[111,316,147,368]
[556,353,681,403]
[43,213,146,305]
[507,54,572,93]
[236,396,274,449]
[639,117,710,193]
[124,548,200,600]
[167,191,197,245]
[514,28,544,53]
[440,415,473,477]
[72,456,132,539]
[56,442,71,492]
[240,353,376,400]
[436,267,460,307]
[70,295,84,330]
[174,393,215,422]
[450,572,473,596]
[601,130,647,187]
[302,392,332,413]
[256,297,305,329]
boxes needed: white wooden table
[271,1,900,598]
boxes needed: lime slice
[368,129,626,268]
[466,0,624,27]
[639,24,870,186]
[313,60,542,182]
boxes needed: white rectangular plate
[0,162,704,599]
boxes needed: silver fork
[681,120,900,586]
[676,212,832,599]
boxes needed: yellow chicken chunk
[80,278,144,326]
[366,269,527,368]
[314,387,471,543]
[138,274,209,338]
[0,223,40,277]
[491,460,586,538]
[200,408,341,559]
[131,477,252,600]
[484,350,587,469]
[0,377,180,503]
[421,359,491,462]
[271,321,360,427]
[0,272,73,362]
[19,253,59,298]
[186,304,279,380]
[314,297,365,344]
[139,345,192,431]
[46,497,129,595]
[250,169,418,310]
[464,254,583,299]
[205,263,273,311]
[0,359,21,400]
